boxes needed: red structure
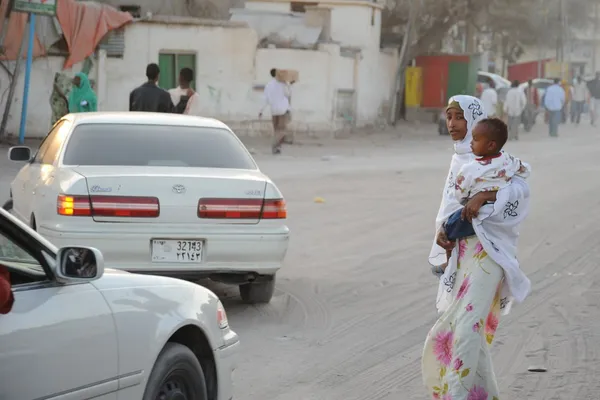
[415,55,470,108]
[507,59,553,83]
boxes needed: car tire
[142,342,208,400]
[2,199,12,211]
[239,275,276,304]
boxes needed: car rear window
[62,123,257,169]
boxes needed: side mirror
[55,246,104,283]
[8,146,32,162]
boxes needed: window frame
[0,211,56,290]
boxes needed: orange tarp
[1,0,132,69]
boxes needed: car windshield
[62,124,257,169]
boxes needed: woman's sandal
[431,264,446,277]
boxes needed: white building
[0,0,397,138]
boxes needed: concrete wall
[0,19,396,138]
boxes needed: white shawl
[429,95,532,316]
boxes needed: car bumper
[215,335,240,400]
[38,224,289,276]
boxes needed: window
[0,231,45,284]
[62,124,257,170]
[158,53,196,90]
[98,28,126,58]
[119,5,141,18]
[290,2,315,13]
[34,120,65,164]
[35,120,70,165]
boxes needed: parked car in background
[0,207,239,400]
[6,112,290,304]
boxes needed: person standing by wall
[544,78,566,137]
[130,63,174,113]
[587,72,600,126]
[169,68,202,115]
[570,76,588,125]
[259,68,291,155]
[68,73,97,113]
[480,81,498,117]
[503,80,527,141]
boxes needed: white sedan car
[7,112,290,304]
[0,207,239,400]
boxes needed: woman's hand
[436,228,455,251]
[462,191,497,222]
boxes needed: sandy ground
[1,120,599,399]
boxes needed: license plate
[151,239,203,263]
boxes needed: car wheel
[239,275,276,304]
[2,199,12,212]
[142,343,207,400]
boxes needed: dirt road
[2,122,599,399]
[222,124,600,400]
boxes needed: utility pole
[388,0,418,125]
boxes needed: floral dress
[422,237,504,400]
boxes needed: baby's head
[471,118,508,157]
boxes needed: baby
[432,118,530,276]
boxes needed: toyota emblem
[172,184,186,194]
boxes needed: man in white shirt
[168,68,201,115]
[480,81,498,117]
[503,80,527,141]
[259,68,291,154]
[570,76,588,124]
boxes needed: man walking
[169,68,201,115]
[130,63,174,113]
[587,72,600,126]
[480,81,498,117]
[570,76,588,125]
[259,68,291,154]
[544,78,566,137]
[503,80,527,141]
[523,80,539,132]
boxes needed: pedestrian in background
[480,81,498,117]
[169,68,201,115]
[544,78,566,137]
[259,68,291,154]
[560,79,571,124]
[68,72,97,113]
[523,80,539,132]
[570,76,588,125]
[130,63,174,113]
[587,72,600,126]
[503,80,527,141]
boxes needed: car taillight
[261,199,287,219]
[57,194,159,217]
[57,195,92,216]
[198,198,286,219]
[217,300,228,329]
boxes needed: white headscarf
[428,95,487,267]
